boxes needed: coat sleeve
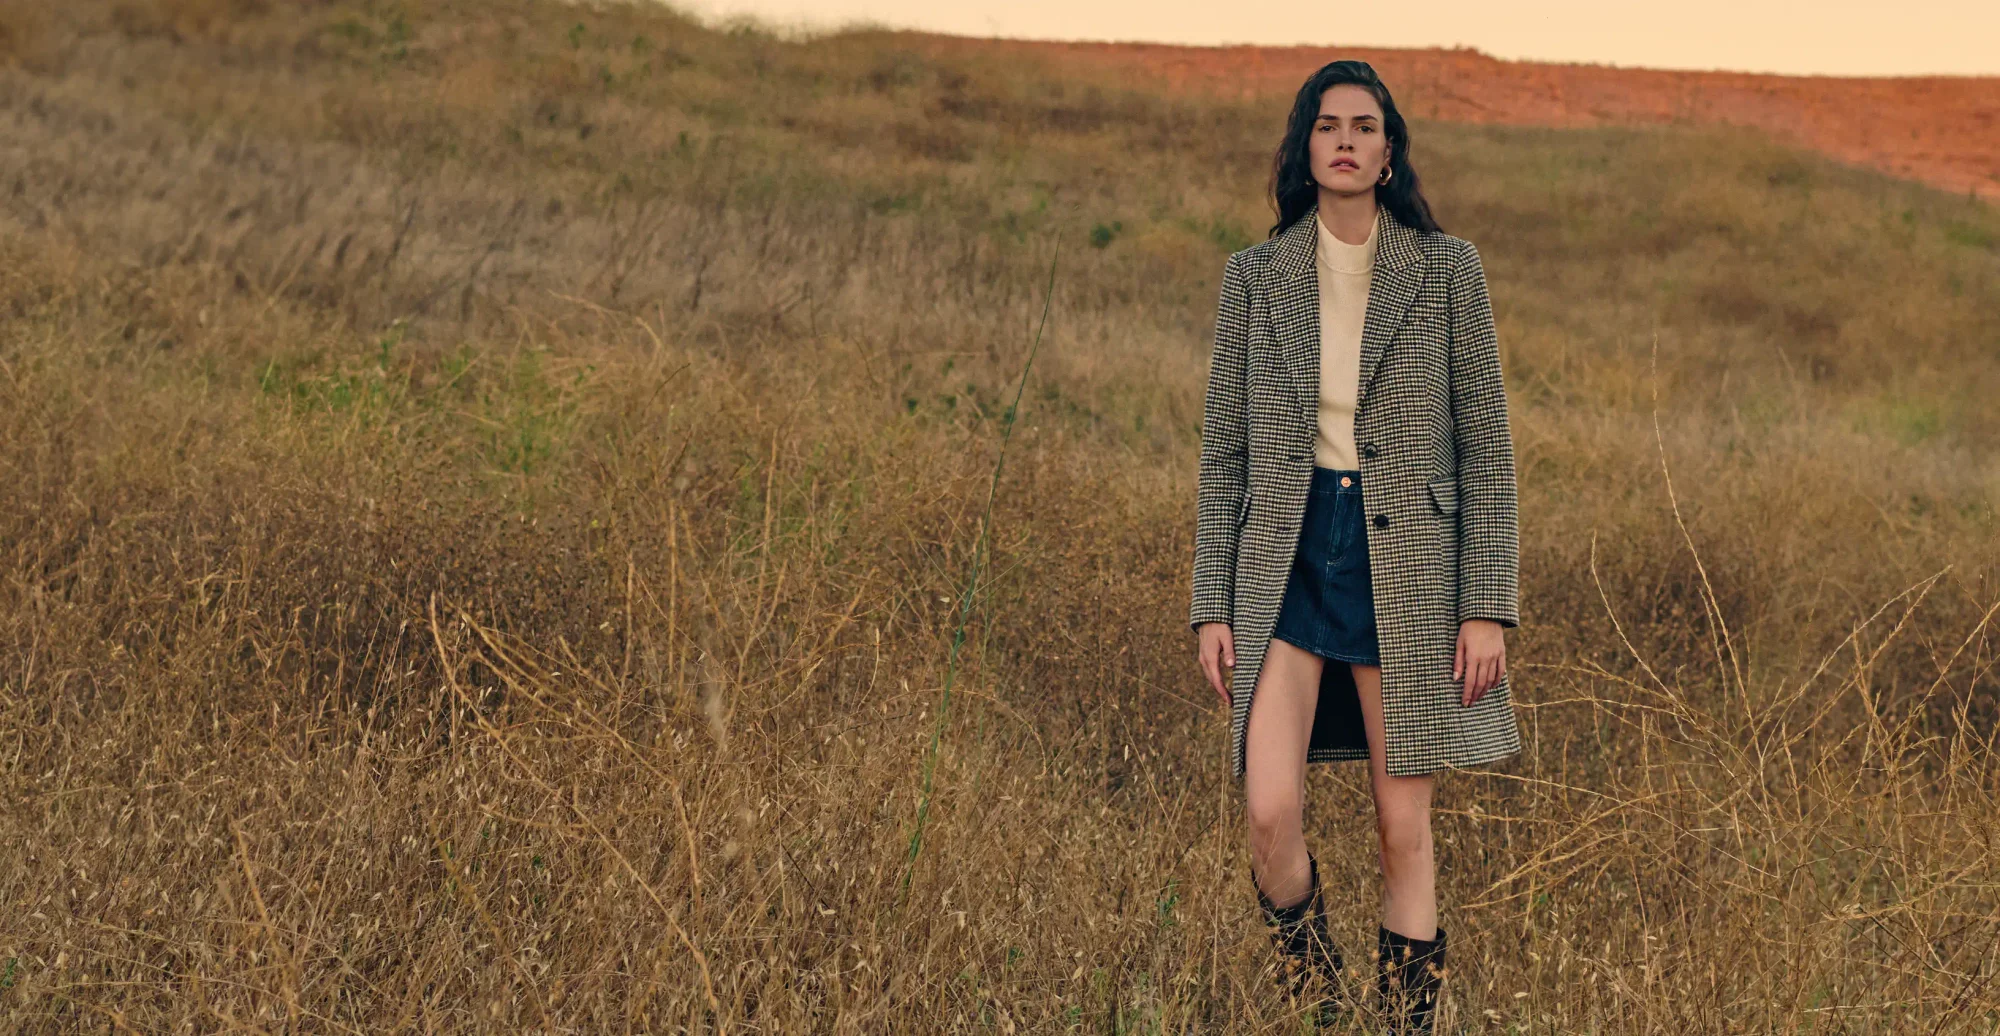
[1447,240,1522,629]
[1189,251,1251,632]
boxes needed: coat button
[1373,513,1390,529]
[1360,443,1379,459]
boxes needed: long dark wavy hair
[1268,60,1441,238]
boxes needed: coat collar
[1267,203,1429,421]
[1269,203,1424,281]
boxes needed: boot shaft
[1376,923,1447,1034]
[1254,852,1348,1016]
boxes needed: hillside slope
[1,1,1998,1030]
[907,33,2000,200]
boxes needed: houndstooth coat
[1189,203,1522,780]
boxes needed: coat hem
[1228,741,1523,782]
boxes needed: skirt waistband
[1308,466,1363,495]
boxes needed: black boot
[1255,852,1349,1023]
[1376,923,1447,1034]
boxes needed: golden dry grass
[2,0,1999,1031]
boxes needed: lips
[1331,160,1358,171]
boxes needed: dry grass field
[3,0,2000,1031]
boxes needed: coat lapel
[1267,215,1320,427]
[1269,205,1429,422]
[1358,207,1427,412]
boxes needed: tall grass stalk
[898,238,1063,905]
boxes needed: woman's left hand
[1454,619,1507,707]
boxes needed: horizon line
[673,3,2000,81]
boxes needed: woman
[1188,60,1521,1033]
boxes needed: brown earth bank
[906,34,2000,200]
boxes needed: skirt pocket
[1325,493,1365,570]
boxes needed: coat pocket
[1426,475,1459,516]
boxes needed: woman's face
[1307,84,1390,196]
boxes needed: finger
[1200,649,1220,697]
[1222,629,1236,669]
[1464,636,1480,712]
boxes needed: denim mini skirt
[1271,466,1382,666]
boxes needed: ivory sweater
[1312,209,1378,470]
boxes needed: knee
[1244,792,1302,852]
[1375,812,1433,869]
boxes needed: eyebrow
[1315,113,1379,122]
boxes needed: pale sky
[676,0,2000,77]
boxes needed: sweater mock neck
[1314,208,1379,276]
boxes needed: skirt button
[1340,475,1352,487]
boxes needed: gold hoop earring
[1378,166,1393,185]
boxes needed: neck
[1314,188,1378,246]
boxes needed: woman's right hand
[1196,622,1236,704]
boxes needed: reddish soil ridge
[908,34,2000,200]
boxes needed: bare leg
[1352,661,1437,939]
[1243,637,1325,909]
